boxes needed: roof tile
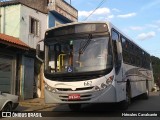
[0,33,30,50]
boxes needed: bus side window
[112,30,121,73]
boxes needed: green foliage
[151,56,160,85]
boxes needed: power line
[83,0,107,21]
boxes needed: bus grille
[56,87,94,91]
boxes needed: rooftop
[0,33,30,50]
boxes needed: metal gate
[23,56,34,99]
[0,56,14,93]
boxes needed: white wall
[0,5,21,37]
[20,5,48,50]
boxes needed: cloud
[137,31,156,40]
[78,7,110,17]
[108,15,114,19]
[112,8,120,12]
[144,20,160,31]
[129,26,144,31]
[78,7,114,21]
[141,0,160,11]
[117,12,136,18]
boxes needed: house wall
[0,4,21,37]
[48,11,71,28]
[20,5,48,50]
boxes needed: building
[0,0,48,49]
[0,0,78,100]
[0,33,29,97]
[48,0,78,27]
[0,0,78,49]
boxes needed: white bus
[36,22,154,110]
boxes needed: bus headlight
[101,83,107,89]
[45,83,56,93]
[95,75,114,91]
[95,86,100,91]
[106,75,114,85]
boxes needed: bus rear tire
[68,104,81,111]
[142,81,149,99]
[120,83,131,110]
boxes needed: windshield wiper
[78,34,92,61]
[79,34,92,54]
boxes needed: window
[121,37,126,50]
[112,30,122,73]
[112,30,119,63]
[30,17,40,36]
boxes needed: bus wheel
[142,81,149,99]
[120,84,131,110]
[68,104,81,111]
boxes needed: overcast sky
[65,0,160,58]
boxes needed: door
[112,30,125,102]
[23,56,34,99]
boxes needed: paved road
[2,92,160,120]
[41,92,160,111]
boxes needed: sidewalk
[16,98,57,111]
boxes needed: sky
[65,0,160,58]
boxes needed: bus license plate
[68,94,80,100]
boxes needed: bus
[36,22,154,110]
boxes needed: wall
[0,4,21,37]
[20,5,48,50]
[48,11,71,28]
[16,0,48,14]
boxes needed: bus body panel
[123,63,153,98]
[44,69,118,103]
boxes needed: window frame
[29,16,40,37]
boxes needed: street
[1,92,160,120]
[37,92,160,112]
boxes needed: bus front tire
[68,104,81,111]
[120,84,131,110]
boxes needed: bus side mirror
[36,40,44,63]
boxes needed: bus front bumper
[44,85,116,104]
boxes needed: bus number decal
[84,81,92,86]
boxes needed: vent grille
[56,87,94,91]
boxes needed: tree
[151,56,160,87]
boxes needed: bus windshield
[45,35,113,74]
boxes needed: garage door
[0,57,13,93]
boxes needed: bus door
[112,29,125,102]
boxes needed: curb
[18,102,58,111]
[19,102,46,106]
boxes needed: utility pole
[70,0,71,5]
